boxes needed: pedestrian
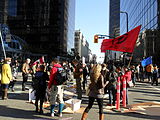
[136,64,140,81]
[0,59,4,97]
[1,58,12,100]
[123,67,132,105]
[22,58,31,91]
[82,64,89,91]
[151,64,159,86]
[34,65,49,114]
[101,64,109,94]
[9,59,19,92]
[146,64,153,83]
[131,65,136,87]
[72,59,83,99]
[81,64,107,120]
[139,64,144,81]
[67,62,74,82]
[107,68,118,106]
[48,58,65,117]
[12,59,19,79]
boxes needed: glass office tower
[7,0,75,59]
[67,0,75,54]
[107,0,120,62]
[120,0,160,64]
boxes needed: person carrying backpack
[48,58,65,117]
[34,65,49,114]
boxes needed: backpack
[54,67,67,85]
[108,72,117,89]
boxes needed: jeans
[22,73,28,90]
[50,85,64,105]
[108,86,116,105]
[84,96,103,114]
[76,78,82,99]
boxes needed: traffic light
[94,35,98,43]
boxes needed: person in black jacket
[34,65,49,114]
[82,64,89,91]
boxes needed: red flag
[101,25,141,53]
[31,56,45,66]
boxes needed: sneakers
[52,112,63,117]
[59,113,62,117]
[51,113,54,117]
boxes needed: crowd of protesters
[0,57,159,119]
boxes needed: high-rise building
[107,0,121,62]
[6,0,75,59]
[0,0,8,24]
[74,30,83,58]
[67,0,75,53]
[120,0,160,64]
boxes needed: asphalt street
[0,73,160,120]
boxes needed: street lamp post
[120,11,129,66]
[120,11,129,32]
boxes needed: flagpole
[127,53,133,67]
[0,29,6,59]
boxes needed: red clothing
[48,64,62,89]
[124,71,131,82]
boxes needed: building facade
[5,0,75,59]
[120,0,160,64]
[74,30,91,63]
[107,0,121,62]
[0,0,8,24]
[74,30,82,58]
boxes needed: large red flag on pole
[101,25,141,53]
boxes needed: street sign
[6,34,11,42]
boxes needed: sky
[75,0,109,63]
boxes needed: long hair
[90,64,102,83]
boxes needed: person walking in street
[34,65,49,114]
[123,67,132,105]
[101,64,109,94]
[72,59,83,99]
[107,68,118,106]
[139,64,144,81]
[82,64,89,91]
[81,64,107,120]
[9,59,19,92]
[22,58,31,91]
[151,64,159,86]
[48,58,65,117]
[146,64,153,83]
[12,59,19,79]
[1,58,12,100]
[136,64,140,81]
[131,65,136,87]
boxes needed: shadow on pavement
[0,105,45,119]
[104,111,160,120]
[8,92,29,101]
[133,98,160,103]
